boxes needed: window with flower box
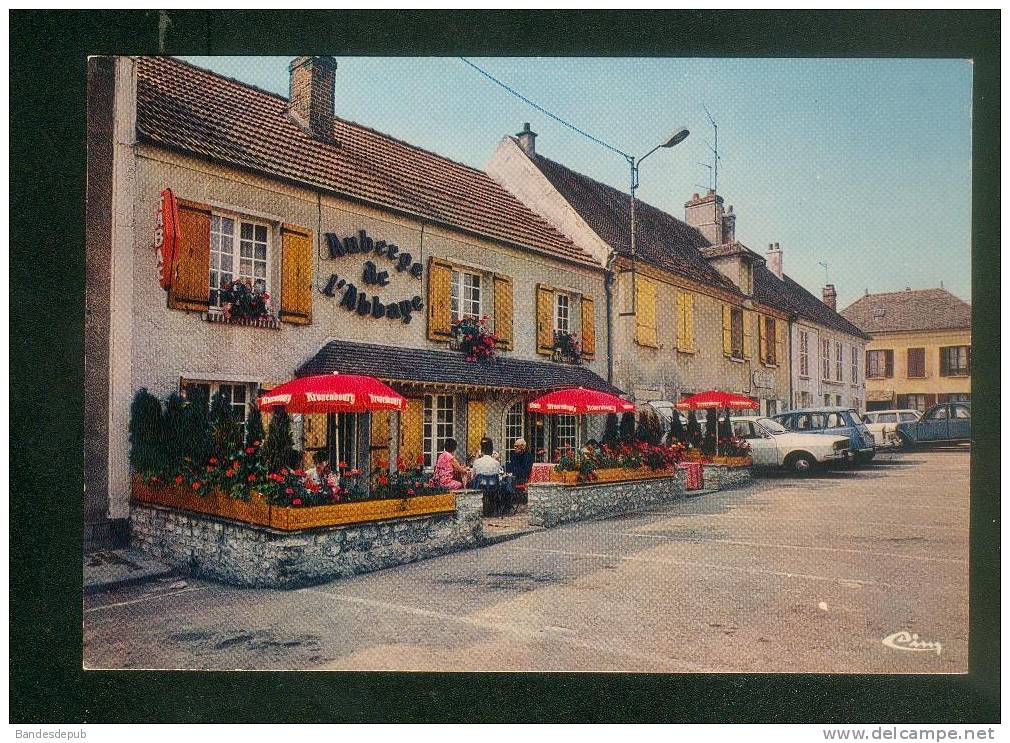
[554,293,570,333]
[553,414,578,458]
[209,213,269,308]
[450,270,481,322]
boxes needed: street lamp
[623,128,690,316]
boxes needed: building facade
[487,129,791,416]
[841,288,971,412]
[85,57,616,547]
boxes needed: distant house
[754,244,870,412]
[840,288,971,412]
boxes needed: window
[209,214,269,307]
[952,405,970,419]
[336,413,359,469]
[503,402,525,468]
[939,346,971,376]
[851,346,860,384]
[799,331,810,377]
[835,395,842,407]
[821,339,831,381]
[899,394,930,413]
[948,393,971,403]
[554,293,570,333]
[422,394,455,469]
[180,380,256,425]
[907,348,926,378]
[731,308,744,359]
[834,341,843,382]
[823,393,831,406]
[927,406,948,420]
[732,420,758,439]
[877,413,898,424]
[900,412,920,422]
[553,414,578,457]
[450,270,481,321]
[763,316,777,365]
[866,350,894,378]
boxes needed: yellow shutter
[685,294,695,351]
[743,310,755,359]
[168,198,211,311]
[580,295,596,358]
[675,293,685,350]
[466,398,487,457]
[426,257,453,340]
[493,274,514,349]
[536,284,555,355]
[635,277,658,348]
[776,319,787,367]
[758,315,767,364]
[279,223,314,325]
[722,304,733,356]
[370,410,391,463]
[398,398,424,468]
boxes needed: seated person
[434,438,470,490]
[472,438,503,481]
[507,437,534,487]
[304,450,339,493]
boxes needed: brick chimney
[516,122,537,157]
[685,189,725,245]
[766,242,783,280]
[822,283,837,311]
[721,205,736,244]
[288,56,337,139]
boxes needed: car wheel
[786,452,816,475]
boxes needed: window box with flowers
[552,330,583,365]
[207,279,281,329]
[712,436,752,467]
[449,316,499,362]
[550,440,685,484]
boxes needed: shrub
[209,392,243,463]
[245,403,265,449]
[619,411,636,441]
[262,406,298,473]
[129,389,164,475]
[181,385,212,464]
[602,413,620,446]
[669,409,685,444]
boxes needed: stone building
[487,128,792,416]
[85,57,616,548]
[841,288,971,412]
[754,244,869,412]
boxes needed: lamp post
[623,128,690,318]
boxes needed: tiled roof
[754,264,871,340]
[840,288,972,334]
[524,150,741,292]
[135,57,599,269]
[297,340,625,394]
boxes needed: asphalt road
[84,448,970,672]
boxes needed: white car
[860,409,921,449]
[730,416,850,474]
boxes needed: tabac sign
[154,188,179,290]
[318,229,423,324]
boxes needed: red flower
[192,481,201,490]
[294,469,306,477]
[226,469,235,478]
[291,498,302,506]
[378,475,389,486]
[246,447,255,455]
[407,489,416,496]
[174,475,184,485]
[281,468,289,476]
[285,487,294,495]
[416,454,424,465]
[206,465,215,473]
[209,457,218,465]
[247,474,257,482]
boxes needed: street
[84,448,969,672]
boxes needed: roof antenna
[818,261,830,284]
[702,103,720,192]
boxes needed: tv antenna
[702,103,721,192]
[818,261,830,284]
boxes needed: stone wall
[130,491,484,588]
[527,472,687,529]
[702,464,753,491]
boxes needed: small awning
[296,340,625,395]
[866,389,894,402]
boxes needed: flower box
[132,477,455,531]
[681,449,706,462]
[206,312,281,330]
[711,455,752,468]
[549,467,678,485]
[550,470,580,485]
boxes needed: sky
[180,56,973,308]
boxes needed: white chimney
[516,122,537,157]
[766,242,783,280]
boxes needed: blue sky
[180,56,973,308]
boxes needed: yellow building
[840,288,971,412]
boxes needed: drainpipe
[604,254,616,386]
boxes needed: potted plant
[551,330,582,365]
[450,316,499,362]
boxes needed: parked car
[730,416,850,474]
[895,402,971,447]
[860,409,922,449]
[772,407,876,463]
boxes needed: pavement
[83,548,177,594]
[84,448,969,672]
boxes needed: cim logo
[882,631,942,656]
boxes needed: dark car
[772,406,876,463]
[895,402,971,447]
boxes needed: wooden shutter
[279,223,314,325]
[775,319,786,367]
[167,199,211,311]
[580,295,596,359]
[758,315,768,364]
[635,277,658,348]
[536,284,555,355]
[427,257,453,340]
[370,410,392,464]
[398,398,424,468]
[885,350,894,378]
[675,293,686,350]
[466,398,487,457]
[743,310,755,359]
[493,274,514,350]
[722,304,733,356]
[684,293,695,351]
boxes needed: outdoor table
[528,462,555,484]
[677,462,704,491]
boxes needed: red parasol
[258,374,407,413]
[527,387,636,415]
[675,389,758,410]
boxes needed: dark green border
[10,10,999,723]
